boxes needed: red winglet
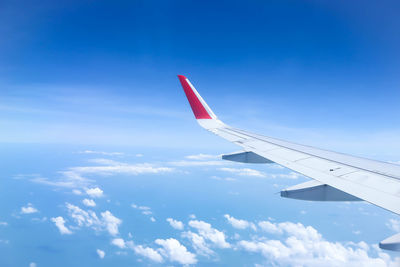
[178,75,212,119]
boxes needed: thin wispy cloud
[211,176,237,182]
[269,171,302,179]
[185,154,220,160]
[78,150,124,156]
[131,204,151,212]
[219,167,267,178]
[72,189,83,195]
[219,167,301,179]
[86,187,103,198]
[131,204,154,217]
[386,218,400,232]
[30,158,174,190]
[169,160,227,167]
[71,161,174,176]
[88,158,123,166]
[30,171,93,189]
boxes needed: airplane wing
[177,75,400,251]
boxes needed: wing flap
[281,180,362,201]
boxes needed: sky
[1,0,400,266]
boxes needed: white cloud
[224,214,256,230]
[21,203,38,214]
[82,198,96,207]
[150,217,156,222]
[65,203,121,236]
[111,238,126,249]
[386,219,400,232]
[101,211,122,236]
[66,203,101,228]
[0,222,8,226]
[166,218,184,230]
[86,187,103,198]
[219,167,266,177]
[189,220,230,248]
[258,220,282,234]
[182,231,214,257]
[51,216,72,235]
[258,220,320,241]
[185,154,220,160]
[238,220,400,267]
[96,249,105,259]
[155,238,197,265]
[29,263,37,267]
[133,245,163,263]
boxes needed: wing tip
[177,74,213,120]
[177,74,187,81]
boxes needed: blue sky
[1,1,400,266]
[2,0,400,156]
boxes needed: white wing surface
[177,75,400,251]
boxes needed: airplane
[177,75,400,252]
